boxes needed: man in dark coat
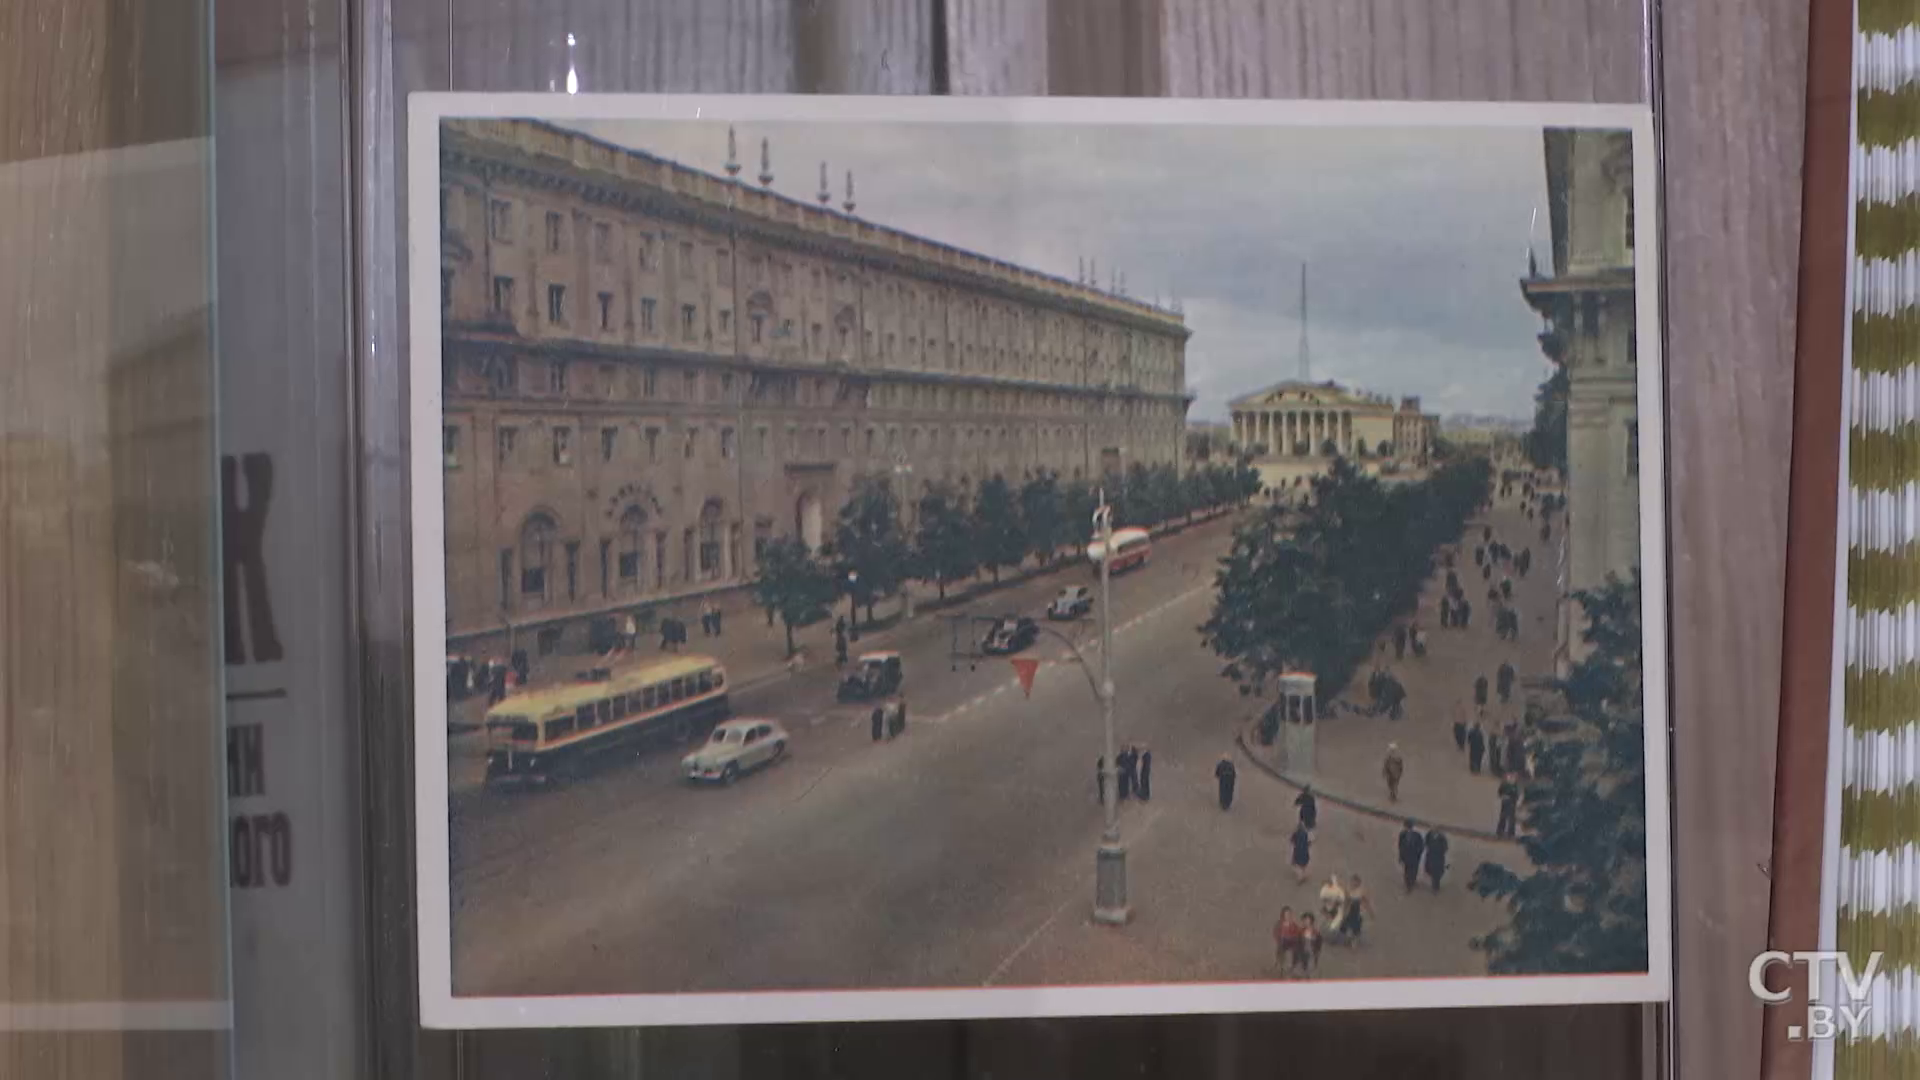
[1394,624,1408,659]
[1423,828,1451,891]
[1096,757,1108,803]
[511,649,530,683]
[1453,704,1468,751]
[1137,747,1154,801]
[834,618,849,666]
[1474,545,1486,567]
[1497,778,1521,838]
[1459,599,1472,627]
[1487,730,1504,778]
[1467,721,1486,774]
[1215,756,1237,810]
[1483,525,1493,543]
[1397,820,1426,893]
[489,663,508,705]
[1497,661,1516,704]
[1295,786,1319,832]
[1506,730,1527,776]
[871,705,886,742]
[1473,674,1489,708]
[1118,746,1137,800]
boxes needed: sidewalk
[1239,492,1559,837]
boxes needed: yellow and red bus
[1087,526,1152,574]
[483,654,730,782]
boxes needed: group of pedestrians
[1451,703,1531,780]
[1395,819,1451,893]
[1095,744,1154,804]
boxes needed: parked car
[1048,585,1093,620]
[981,616,1040,655]
[837,651,904,702]
[682,718,789,783]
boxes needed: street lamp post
[1090,491,1129,924]
[846,569,860,641]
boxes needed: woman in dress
[1290,822,1313,883]
[1338,874,1374,946]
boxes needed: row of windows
[507,512,738,610]
[457,267,1180,387]
[459,357,1183,425]
[445,417,1174,471]
[539,668,724,743]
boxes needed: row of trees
[1469,572,1649,975]
[753,460,1264,654]
[1200,456,1493,704]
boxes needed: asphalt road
[449,514,1239,996]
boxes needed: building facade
[439,119,1191,647]
[1392,396,1437,465]
[1227,379,1427,463]
[1520,127,1639,666]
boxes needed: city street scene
[420,104,1659,1016]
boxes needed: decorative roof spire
[758,137,774,187]
[817,161,831,206]
[725,126,742,179]
[843,169,856,215]
[1078,256,1086,284]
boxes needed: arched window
[617,506,647,589]
[698,500,725,580]
[519,513,558,603]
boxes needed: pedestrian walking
[1338,875,1373,944]
[711,603,725,636]
[1138,747,1154,802]
[1215,756,1237,810]
[1474,674,1489,708]
[1500,577,1513,602]
[1290,822,1314,883]
[1468,721,1486,774]
[1474,545,1486,567]
[511,649,530,684]
[1459,599,1473,627]
[1119,745,1138,801]
[622,613,639,651]
[834,619,849,666]
[1298,914,1323,976]
[1274,907,1302,970]
[1482,562,1492,582]
[1497,661,1516,704]
[1483,525,1493,543]
[488,663,508,704]
[1397,819,1426,893]
[1488,730,1504,777]
[1294,786,1319,832]
[1096,757,1108,803]
[1497,778,1521,838]
[1318,874,1347,927]
[1541,522,1551,543]
[1452,702,1468,751]
[1506,731,1527,777]
[1439,595,1453,628]
[1423,828,1450,891]
[889,700,907,738]
[871,705,885,742]
[1382,743,1405,803]
[1394,624,1408,659]
[1410,624,1428,657]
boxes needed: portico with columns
[1228,379,1401,461]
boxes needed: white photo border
[407,92,1671,1029]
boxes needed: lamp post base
[1093,839,1130,925]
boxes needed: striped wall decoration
[1840,1,1920,1074]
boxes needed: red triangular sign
[1010,657,1040,698]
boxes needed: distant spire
[1298,262,1311,381]
[758,137,774,187]
[843,169,856,215]
[1078,256,1086,284]
[725,127,742,179]
[1090,259,1098,289]
[817,161,831,206]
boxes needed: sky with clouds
[568,116,1562,423]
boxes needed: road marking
[983,806,1167,986]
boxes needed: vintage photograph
[409,96,1669,1026]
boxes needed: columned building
[439,119,1191,652]
[1227,379,1423,463]
[1521,127,1638,668]
[1392,396,1437,465]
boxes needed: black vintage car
[981,616,1039,656]
[837,652,904,702]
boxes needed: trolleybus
[483,653,730,783]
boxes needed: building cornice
[442,120,1192,342]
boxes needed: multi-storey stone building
[438,119,1190,650]
[1521,127,1639,668]
[1227,379,1435,464]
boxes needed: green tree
[1180,469,1212,523]
[751,537,837,657]
[1019,471,1069,565]
[1148,464,1184,526]
[1527,364,1570,473]
[973,474,1027,582]
[1469,572,1648,975]
[912,483,976,600]
[830,475,911,627]
[1063,479,1099,555]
